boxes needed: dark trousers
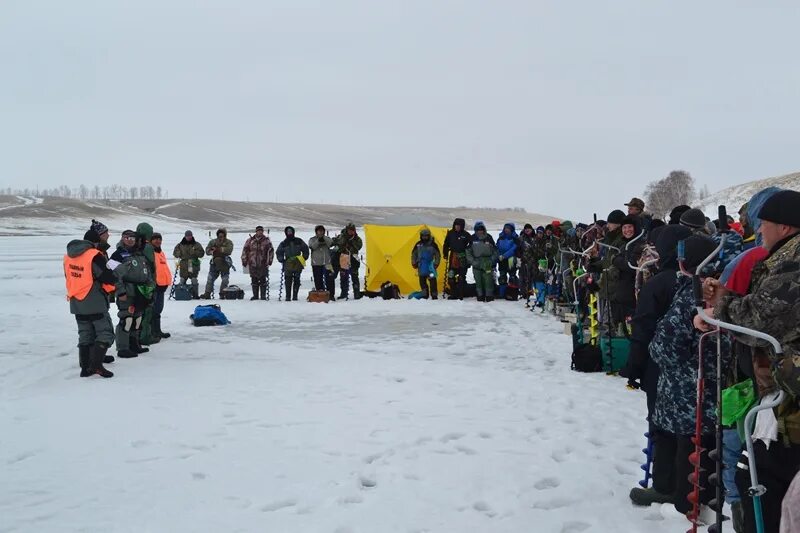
[498,259,517,285]
[332,256,361,297]
[736,440,800,533]
[312,265,335,297]
[419,275,437,298]
[154,287,166,319]
[651,431,715,514]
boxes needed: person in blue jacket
[496,223,519,286]
[411,228,441,299]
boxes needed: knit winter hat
[680,234,717,271]
[90,219,108,236]
[523,223,534,231]
[420,228,432,238]
[184,230,193,237]
[255,225,264,231]
[83,229,101,244]
[757,190,800,228]
[668,205,692,225]
[151,233,163,241]
[680,208,707,229]
[474,221,486,232]
[314,225,325,233]
[536,226,545,233]
[607,210,626,224]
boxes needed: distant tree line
[3,185,165,200]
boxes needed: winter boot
[284,276,294,302]
[117,349,138,358]
[251,284,259,300]
[199,292,211,299]
[79,345,92,377]
[292,282,300,301]
[352,278,362,300]
[485,296,495,302]
[259,284,267,301]
[91,343,114,378]
[477,295,486,302]
[131,336,149,354]
[191,284,200,299]
[629,487,674,506]
[154,316,170,339]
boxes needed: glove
[412,263,418,269]
[499,255,505,261]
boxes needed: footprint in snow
[561,521,591,532]
[261,498,297,512]
[455,445,477,456]
[534,477,561,490]
[472,501,497,517]
[440,432,465,443]
[478,432,493,439]
[359,476,377,489]
[191,472,207,480]
[338,495,364,505]
[531,497,579,510]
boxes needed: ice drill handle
[693,276,705,307]
[718,205,729,232]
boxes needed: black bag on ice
[571,343,602,372]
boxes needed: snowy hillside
[0,235,708,533]
[700,171,800,218]
[0,197,557,236]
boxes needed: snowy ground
[1,235,698,533]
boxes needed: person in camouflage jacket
[173,230,205,298]
[331,223,363,299]
[518,224,541,300]
[648,234,731,516]
[703,190,800,533]
[201,228,234,299]
[466,221,498,302]
[241,225,274,300]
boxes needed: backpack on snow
[173,284,193,301]
[571,343,603,372]
[381,281,401,300]
[190,305,230,326]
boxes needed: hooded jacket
[411,231,441,277]
[467,223,498,270]
[111,239,154,309]
[443,218,471,257]
[135,222,156,271]
[276,228,310,272]
[206,230,234,273]
[625,225,691,384]
[242,233,274,269]
[173,237,206,278]
[497,223,519,260]
[611,217,645,308]
[65,239,116,316]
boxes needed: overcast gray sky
[2,1,799,220]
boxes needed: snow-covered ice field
[1,234,698,532]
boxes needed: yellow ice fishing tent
[364,224,449,295]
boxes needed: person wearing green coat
[173,230,206,299]
[201,228,234,299]
[331,223,364,300]
[466,221,498,302]
[135,222,159,344]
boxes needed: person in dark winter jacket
[331,223,363,300]
[610,216,646,325]
[443,218,471,300]
[308,225,335,299]
[110,230,155,359]
[645,235,731,518]
[411,228,442,299]
[64,230,118,378]
[276,226,310,302]
[150,233,172,340]
[466,221,498,302]
[496,223,519,287]
[626,224,691,507]
[518,224,539,303]
[173,230,205,299]
[242,226,274,300]
[201,228,234,299]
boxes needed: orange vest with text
[64,249,115,300]
[155,249,173,287]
